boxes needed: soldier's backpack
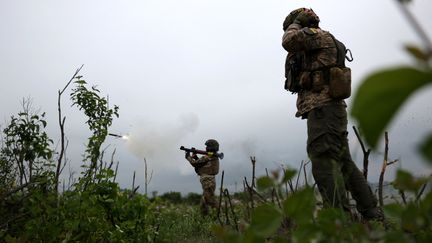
[328,34,353,100]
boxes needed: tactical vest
[285,30,353,100]
[194,156,219,176]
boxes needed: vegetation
[1,0,431,242]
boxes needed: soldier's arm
[186,155,195,164]
[282,23,304,52]
[282,24,322,52]
[191,156,212,167]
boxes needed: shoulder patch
[303,27,318,35]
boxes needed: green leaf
[212,225,242,242]
[351,66,432,148]
[74,79,87,85]
[383,203,404,218]
[3,234,17,243]
[281,168,296,183]
[256,176,274,191]
[250,204,283,237]
[405,44,431,62]
[393,169,428,192]
[382,231,410,242]
[401,204,423,233]
[314,208,345,236]
[282,187,315,225]
[419,134,432,163]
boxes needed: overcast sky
[1,0,431,195]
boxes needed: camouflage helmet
[283,8,306,31]
[205,139,219,152]
[283,8,320,31]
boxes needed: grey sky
[1,0,431,194]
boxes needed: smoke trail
[125,113,199,167]
[240,138,257,157]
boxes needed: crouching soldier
[185,139,220,216]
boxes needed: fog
[1,0,431,194]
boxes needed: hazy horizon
[1,0,431,195]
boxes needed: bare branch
[217,170,225,226]
[303,160,310,187]
[55,65,84,192]
[378,132,389,207]
[396,1,432,53]
[416,174,431,203]
[353,126,371,179]
[250,156,256,188]
[295,160,304,191]
[386,159,399,166]
[224,189,239,231]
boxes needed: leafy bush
[160,191,183,204]
[0,75,158,242]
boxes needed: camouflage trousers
[306,104,382,220]
[199,175,217,216]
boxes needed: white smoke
[240,138,257,158]
[124,113,199,170]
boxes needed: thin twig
[386,159,399,166]
[56,64,84,192]
[242,180,250,221]
[244,177,255,209]
[131,171,136,194]
[250,156,256,188]
[217,170,225,226]
[224,189,239,232]
[399,189,407,205]
[415,176,430,203]
[224,195,230,225]
[378,132,389,207]
[113,161,119,183]
[353,126,371,179]
[295,160,304,190]
[396,0,432,53]
[272,188,282,209]
[288,179,294,193]
[281,165,289,197]
[303,161,310,187]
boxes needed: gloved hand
[185,152,190,159]
[283,8,306,31]
[294,9,319,27]
[293,11,310,26]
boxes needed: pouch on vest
[284,53,302,93]
[329,66,351,99]
[311,71,325,93]
[299,71,312,90]
[285,69,302,93]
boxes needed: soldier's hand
[294,9,319,27]
[293,11,309,26]
[185,152,190,159]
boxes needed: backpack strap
[329,33,353,66]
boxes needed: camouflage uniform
[282,21,382,220]
[187,154,219,215]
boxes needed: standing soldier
[185,139,220,216]
[282,8,383,221]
